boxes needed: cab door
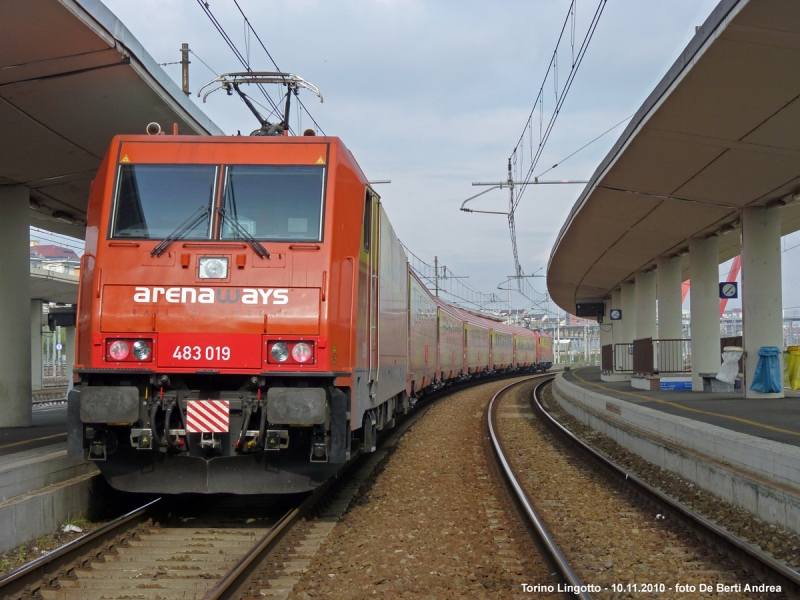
[365,190,380,383]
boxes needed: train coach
[67,128,550,495]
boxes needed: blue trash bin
[750,346,782,393]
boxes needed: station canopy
[0,0,224,240]
[547,0,800,314]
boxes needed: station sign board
[719,282,738,299]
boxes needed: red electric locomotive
[67,74,550,494]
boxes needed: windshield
[221,165,325,242]
[111,165,217,239]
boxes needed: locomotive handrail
[75,252,94,366]
[346,256,356,366]
[77,252,94,303]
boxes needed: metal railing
[632,338,691,375]
[613,343,633,372]
[610,339,691,375]
[657,339,691,374]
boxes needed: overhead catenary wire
[30,227,84,256]
[189,49,219,77]
[512,0,608,210]
[229,0,326,135]
[463,0,608,309]
[401,243,503,312]
[534,112,633,179]
[195,0,287,128]
[401,243,557,322]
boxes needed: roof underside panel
[0,0,223,239]
[547,0,800,313]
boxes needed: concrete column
[30,299,43,392]
[689,236,720,391]
[621,282,637,343]
[657,256,683,339]
[0,187,32,426]
[634,270,657,340]
[741,207,784,398]
[64,326,76,393]
[611,288,624,346]
[599,299,612,347]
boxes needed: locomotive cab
[68,134,374,494]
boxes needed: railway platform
[0,394,95,554]
[552,366,800,535]
[0,394,67,458]
[564,367,800,446]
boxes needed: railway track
[0,451,363,600]
[3,372,515,600]
[0,498,292,600]
[487,376,800,599]
[485,377,592,599]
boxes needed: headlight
[108,340,130,361]
[292,342,313,363]
[132,340,152,360]
[271,342,289,362]
[198,256,229,279]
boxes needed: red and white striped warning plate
[186,400,229,433]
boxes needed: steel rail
[487,376,594,600]
[0,498,160,599]
[534,378,800,596]
[206,370,555,598]
[0,369,554,600]
[201,370,521,599]
[200,506,299,600]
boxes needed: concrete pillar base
[601,372,631,382]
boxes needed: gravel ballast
[288,378,558,599]
[540,382,800,576]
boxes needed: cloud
[103,0,729,312]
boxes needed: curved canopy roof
[0,0,224,239]
[547,0,800,314]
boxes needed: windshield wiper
[216,206,270,259]
[151,205,210,257]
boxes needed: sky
[35,0,800,317]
